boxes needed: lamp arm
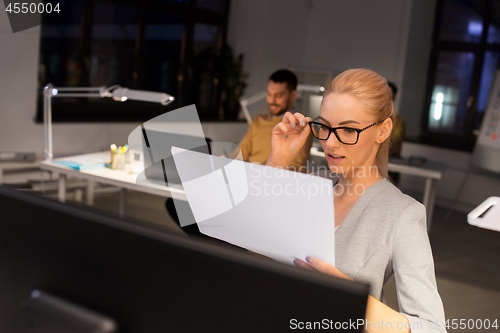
[239,100,253,125]
[297,84,325,93]
[42,84,175,160]
[239,91,268,125]
[43,85,54,160]
[240,91,267,106]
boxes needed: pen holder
[110,151,126,170]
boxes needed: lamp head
[111,88,175,105]
[43,84,59,97]
[297,84,325,93]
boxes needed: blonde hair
[323,68,394,179]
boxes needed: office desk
[310,147,448,229]
[42,150,447,228]
[40,152,186,217]
[0,160,40,184]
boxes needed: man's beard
[268,103,289,115]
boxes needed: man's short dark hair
[387,81,398,100]
[269,69,298,91]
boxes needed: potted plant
[219,44,247,120]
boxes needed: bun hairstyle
[323,68,394,179]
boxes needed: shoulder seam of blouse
[353,241,392,280]
[390,201,421,248]
[353,199,416,280]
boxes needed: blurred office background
[1,0,500,327]
[2,0,500,212]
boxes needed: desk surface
[387,157,448,179]
[42,149,448,205]
[40,153,186,200]
[0,160,40,170]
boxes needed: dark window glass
[190,24,220,113]
[422,0,500,150]
[37,0,231,122]
[488,0,500,43]
[141,12,184,96]
[428,51,475,135]
[439,0,484,42]
[39,1,84,87]
[90,2,138,87]
[476,52,500,128]
[487,24,500,43]
[197,0,226,12]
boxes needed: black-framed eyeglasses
[308,119,384,145]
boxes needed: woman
[266,69,446,332]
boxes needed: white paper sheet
[171,146,335,266]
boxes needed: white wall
[0,13,42,154]
[227,0,310,97]
[302,0,411,87]
[226,0,312,117]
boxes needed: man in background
[237,69,312,172]
[388,81,405,184]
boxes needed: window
[36,0,230,122]
[423,0,500,151]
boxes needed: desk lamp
[239,84,324,125]
[43,84,175,160]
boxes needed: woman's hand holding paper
[293,256,353,281]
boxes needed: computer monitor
[0,186,369,332]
